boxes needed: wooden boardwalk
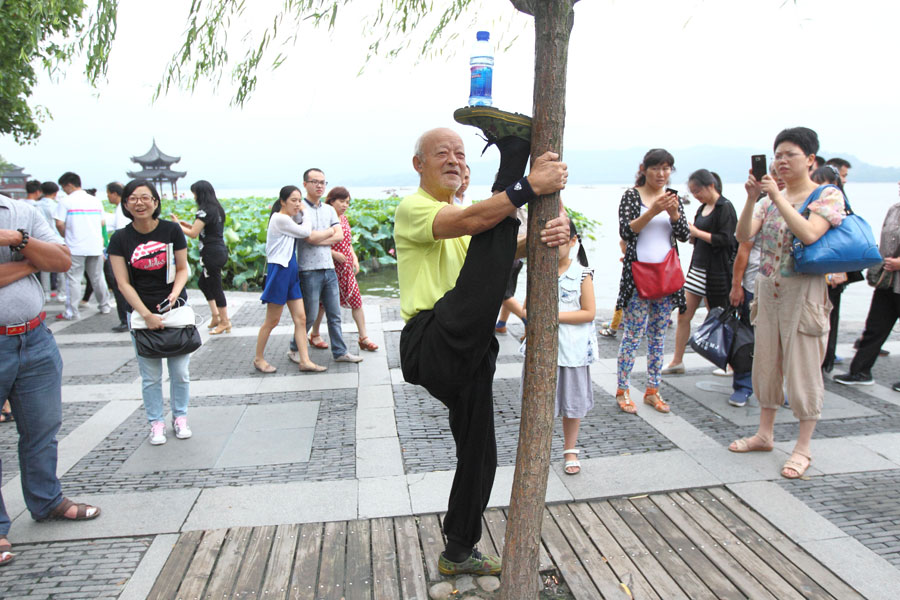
[148,486,863,599]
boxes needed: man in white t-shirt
[53,172,110,320]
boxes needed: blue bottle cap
[476,31,490,41]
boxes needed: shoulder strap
[798,184,851,215]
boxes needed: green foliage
[0,0,93,142]
[567,208,601,242]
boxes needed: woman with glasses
[614,149,690,415]
[729,127,844,479]
[664,169,737,374]
[173,180,231,334]
[108,180,193,446]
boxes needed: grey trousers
[64,254,109,319]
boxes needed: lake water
[220,182,900,322]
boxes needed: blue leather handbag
[791,185,882,274]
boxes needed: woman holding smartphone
[664,169,737,374]
[729,127,844,479]
[109,180,193,446]
[614,149,690,414]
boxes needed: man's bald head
[413,128,467,203]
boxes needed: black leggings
[198,246,228,307]
[399,217,519,551]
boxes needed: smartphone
[666,188,679,197]
[156,298,172,314]
[751,154,767,181]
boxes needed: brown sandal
[643,389,670,413]
[616,390,637,414]
[0,536,13,567]
[358,336,379,352]
[308,334,329,349]
[39,498,101,522]
[781,452,812,479]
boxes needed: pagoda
[127,139,187,196]
[0,164,31,199]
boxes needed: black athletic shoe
[892,382,900,392]
[111,323,129,333]
[454,106,533,193]
[833,372,874,386]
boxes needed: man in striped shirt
[53,172,110,320]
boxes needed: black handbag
[727,311,754,374]
[132,326,202,358]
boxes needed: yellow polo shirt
[395,188,470,321]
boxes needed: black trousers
[103,257,129,325]
[198,246,228,308]
[849,288,900,376]
[822,284,845,372]
[399,217,519,550]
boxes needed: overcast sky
[2,0,898,190]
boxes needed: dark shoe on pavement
[728,391,750,408]
[892,382,900,392]
[454,106,532,192]
[833,372,874,386]
[438,548,502,576]
[111,323,129,332]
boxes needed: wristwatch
[9,228,29,252]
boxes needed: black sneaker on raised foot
[833,372,874,386]
[453,106,532,145]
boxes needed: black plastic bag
[727,314,754,374]
[689,307,734,370]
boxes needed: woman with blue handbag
[728,127,845,479]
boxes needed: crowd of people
[2,119,899,575]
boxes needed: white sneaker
[99,306,111,314]
[173,416,192,439]
[712,367,732,377]
[149,421,167,445]
[335,353,363,363]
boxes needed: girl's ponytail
[569,218,589,267]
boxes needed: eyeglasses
[774,152,805,162]
[305,179,327,186]
[127,195,155,204]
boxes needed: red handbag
[631,248,685,300]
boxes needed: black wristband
[505,177,537,208]
[9,228,29,252]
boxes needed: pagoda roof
[131,139,181,166]
[0,164,29,178]
[126,168,187,181]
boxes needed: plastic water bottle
[468,31,494,106]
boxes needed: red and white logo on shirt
[130,241,167,271]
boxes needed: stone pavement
[2,291,900,599]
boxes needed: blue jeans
[732,289,754,398]
[291,268,348,358]
[132,339,191,423]
[0,324,65,531]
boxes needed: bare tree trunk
[499,1,576,598]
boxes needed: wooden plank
[371,517,401,600]
[590,500,690,600]
[648,493,777,600]
[713,487,865,600]
[317,521,348,600]
[395,516,429,599]
[670,491,806,600]
[146,529,203,600]
[630,496,745,599]
[289,522,324,600]
[175,528,228,600]
[416,514,445,581]
[206,527,253,599]
[476,513,498,557]
[497,508,554,572]
[547,503,630,599]
[233,525,277,596]
[539,507,601,599]
[568,502,661,600]
[610,497,717,599]
[260,523,300,600]
[689,488,836,600]
[345,519,372,600]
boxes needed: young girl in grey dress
[553,221,597,475]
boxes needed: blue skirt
[260,254,303,305]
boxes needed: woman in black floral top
[615,149,690,415]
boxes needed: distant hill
[345,146,900,186]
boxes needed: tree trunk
[499,2,576,599]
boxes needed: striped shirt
[53,189,105,255]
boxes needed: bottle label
[470,65,493,99]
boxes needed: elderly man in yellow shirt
[394,109,568,576]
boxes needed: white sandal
[563,448,581,475]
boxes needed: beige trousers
[751,273,831,420]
